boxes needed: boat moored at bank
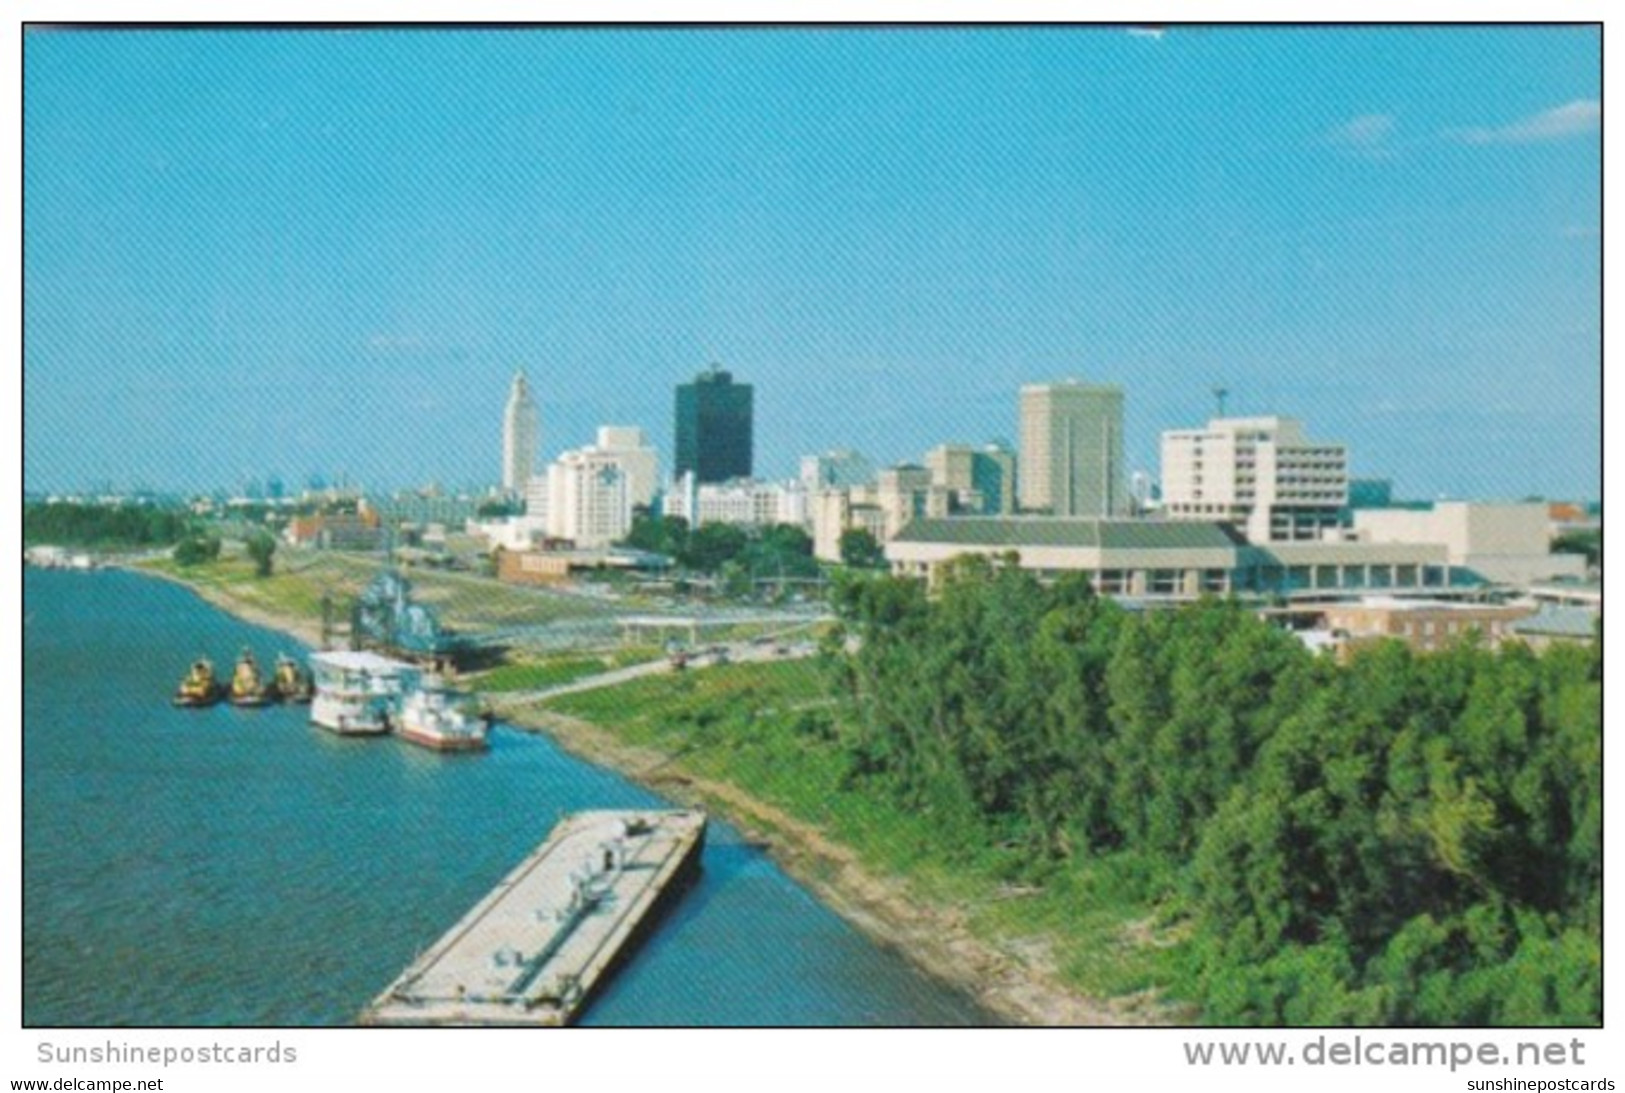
[172,657,223,707]
[361,810,707,1027]
[273,653,314,703]
[395,675,489,752]
[308,650,421,735]
[228,648,275,707]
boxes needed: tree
[25,501,194,548]
[838,528,885,569]
[1551,529,1600,570]
[757,523,814,558]
[719,559,752,599]
[745,523,820,583]
[684,523,749,573]
[623,513,690,560]
[815,557,1600,1024]
[246,531,277,578]
[1103,615,1168,846]
[172,534,221,567]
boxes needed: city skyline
[24,27,1600,498]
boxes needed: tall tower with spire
[502,370,538,495]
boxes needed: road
[491,639,819,705]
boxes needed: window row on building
[883,516,1471,600]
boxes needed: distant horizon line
[22,481,1602,508]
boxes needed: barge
[361,809,706,1027]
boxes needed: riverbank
[121,559,327,649]
[116,562,1183,1026]
[30,565,991,1026]
[495,701,1174,1027]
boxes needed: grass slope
[545,658,1197,1017]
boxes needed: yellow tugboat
[172,657,223,707]
[273,653,314,704]
[228,648,275,707]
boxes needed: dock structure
[361,810,706,1027]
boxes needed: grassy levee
[541,658,1196,1022]
[130,551,1193,1021]
[141,555,334,622]
[136,549,625,639]
[472,648,664,692]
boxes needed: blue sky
[24,26,1600,499]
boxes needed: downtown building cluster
[486,365,1589,621]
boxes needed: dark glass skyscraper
[674,366,753,484]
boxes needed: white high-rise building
[665,473,810,529]
[1160,416,1348,542]
[593,426,659,512]
[1018,381,1127,517]
[523,473,550,529]
[502,371,539,495]
[545,450,632,549]
[542,426,658,549]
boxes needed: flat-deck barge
[361,809,706,1027]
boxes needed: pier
[361,809,706,1027]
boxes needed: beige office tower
[1018,381,1127,517]
[923,443,1016,515]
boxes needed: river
[22,568,989,1026]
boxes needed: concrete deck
[361,809,706,1026]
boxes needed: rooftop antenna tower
[1213,385,1230,418]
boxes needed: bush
[246,531,277,577]
[172,535,221,567]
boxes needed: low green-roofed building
[1508,605,1599,651]
[892,516,1248,551]
[886,516,1463,601]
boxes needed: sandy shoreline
[119,563,1172,1027]
[491,703,1175,1028]
[124,563,326,649]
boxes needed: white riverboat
[309,651,421,735]
[395,675,489,753]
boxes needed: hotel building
[1160,416,1347,543]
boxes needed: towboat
[172,657,223,707]
[228,648,276,707]
[273,653,314,703]
[395,675,490,752]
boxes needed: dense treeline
[623,514,820,580]
[826,556,1600,1024]
[23,501,196,548]
[1552,528,1601,570]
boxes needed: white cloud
[365,333,426,353]
[1327,114,1397,156]
[1451,99,1600,145]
